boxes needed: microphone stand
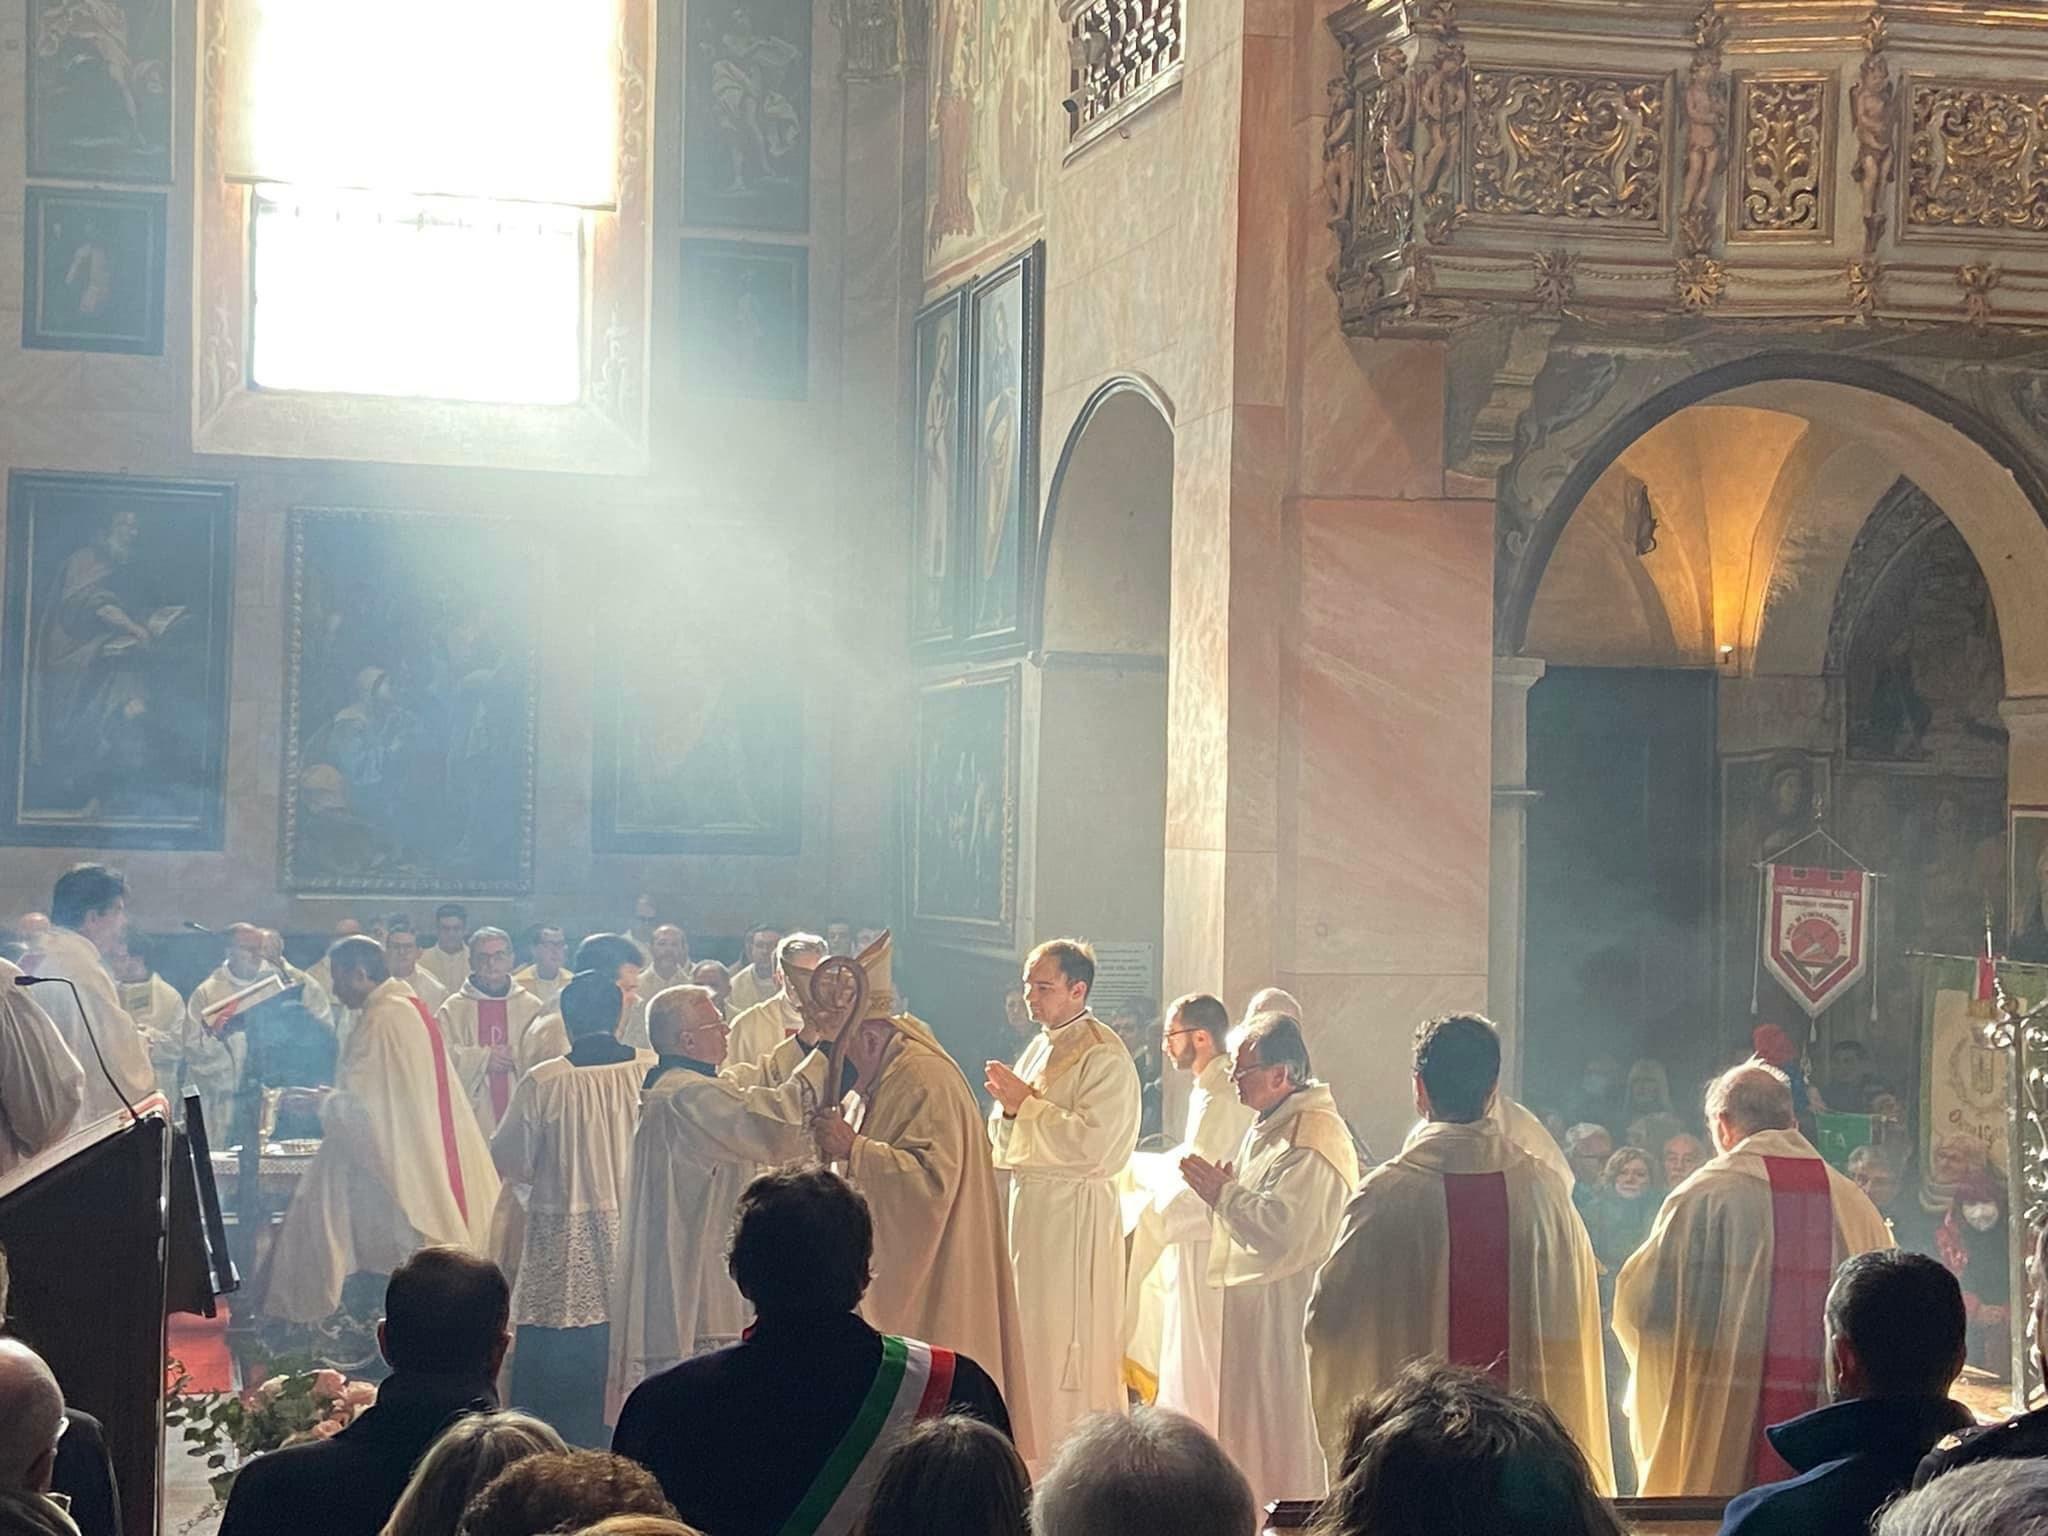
[13,973,140,1124]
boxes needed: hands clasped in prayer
[1178,1153,1234,1208]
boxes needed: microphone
[16,973,142,1125]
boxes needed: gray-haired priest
[438,926,543,1137]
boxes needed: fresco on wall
[913,668,1017,936]
[684,0,812,232]
[680,239,808,400]
[28,0,174,183]
[0,472,234,850]
[282,509,539,895]
[910,291,966,645]
[925,0,1045,285]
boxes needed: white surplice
[440,981,545,1137]
[1123,1055,1257,1431]
[727,991,801,1073]
[989,1013,1142,1462]
[119,970,198,1110]
[1612,1127,1893,1496]
[417,944,470,999]
[513,964,570,1008]
[1306,1117,1613,1493]
[518,1008,569,1077]
[1211,1082,1359,1507]
[0,956,84,1178]
[183,965,263,1139]
[33,927,154,1125]
[605,1050,831,1420]
[263,977,500,1323]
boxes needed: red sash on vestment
[1444,1170,1512,1381]
[476,996,511,1120]
[406,996,470,1223]
[1752,1156,1833,1485]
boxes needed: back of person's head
[1827,1250,1967,1398]
[330,934,391,987]
[1033,1408,1255,1536]
[574,933,645,978]
[50,863,125,931]
[856,1415,1029,1536]
[456,1451,675,1536]
[381,1247,510,1378]
[1312,1361,1625,1536]
[1412,1013,1502,1123]
[379,1412,567,1536]
[728,1167,872,1319]
[569,1521,701,1536]
[1245,986,1302,1022]
[1877,1457,2048,1536]
[0,1340,64,1494]
[1704,1058,1795,1138]
[561,972,625,1039]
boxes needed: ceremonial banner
[1917,956,2048,1182]
[1761,866,1872,1018]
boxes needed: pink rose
[311,1369,346,1403]
[311,1418,344,1439]
[342,1381,378,1409]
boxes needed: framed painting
[680,239,808,400]
[909,290,967,648]
[281,508,540,895]
[27,0,174,183]
[591,546,802,855]
[912,668,1018,939]
[23,187,166,355]
[961,244,1041,653]
[2011,806,2048,957]
[0,472,234,850]
[682,0,811,232]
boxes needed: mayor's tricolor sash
[778,1334,956,1536]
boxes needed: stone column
[1490,656,1546,1095]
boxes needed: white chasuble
[513,964,570,1008]
[417,944,470,999]
[1211,1083,1358,1507]
[727,964,775,1018]
[264,977,500,1323]
[727,991,802,1075]
[1306,1117,1613,1494]
[0,956,83,1179]
[440,981,545,1136]
[1612,1127,1892,1497]
[35,927,155,1126]
[988,1014,1141,1464]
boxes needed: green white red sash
[777,1334,955,1536]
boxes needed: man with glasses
[440,927,542,1137]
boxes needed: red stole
[405,996,470,1224]
[1752,1156,1834,1485]
[476,995,512,1120]
[1443,1170,1512,1381]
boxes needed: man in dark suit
[612,1167,1011,1536]
[217,1248,508,1536]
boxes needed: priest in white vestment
[35,867,155,1125]
[1614,1059,1892,1497]
[111,941,203,1112]
[727,925,783,1017]
[263,936,500,1324]
[1123,992,1255,1429]
[633,925,691,1050]
[605,982,835,1419]
[183,924,272,1138]
[726,933,824,1072]
[439,927,543,1137]
[518,933,647,1075]
[1306,1012,1612,1493]
[987,939,1142,1463]
[804,933,1038,1461]
[419,904,473,998]
[512,925,571,1008]
[1182,1011,1359,1506]
[492,971,654,1446]
[0,954,84,1178]
[386,925,449,1012]
[260,928,334,1029]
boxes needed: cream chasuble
[1123,1054,1256,1430]
[840,1015,1038,1463]
[33,927,155,1126]
[181,965,262,1136]
[1211,1083,1359,1507]
[728,991,802,1074]
[727,964,775,1018]
[989,1013,1141,1462]
[1306,1117,1613,1492]
[513,964,570,1008]
[120,970,199,1111]
[605,1050,832,1420]
[392,965,448,1013]
[1612,1126,1892,1497]
[264,977,500,1323]
[440,981,545,1136]
[418,943,470,998]
[518,1008,570,1077]
[0,956,83,1179]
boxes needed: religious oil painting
[913,668,1018,937]
[683,0,811,232]
[592,547,802,855]
[22,187,166,355]
[962,247,1040,649]
[27,0,174,183]
[282,509,540,895]
[910,291,967,647]
[925,0,1045,286]
[0,472,234,850]
[680,239,808,400]
[2010,807,2048,962]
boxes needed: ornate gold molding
[1731,72,1833,241]
[1466,68,1670,234]
[1906,76,2048,237]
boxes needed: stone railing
[1323,0,2048,334]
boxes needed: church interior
[10,0,2048,1532]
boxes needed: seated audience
[0,1248,117,1536]
[1658,1129,1708,1187]
[1565,1123,1614,1196]
[1936,1173,2011,1369]
[379,1412,566,1536]
[219,1248,510,1536]
[0,1339,71,1536]
[1882,1458,2048,1536]
[456,1452,674,1536]
[855,1415,1030,1536]
[1917,1220,2048,1485]
[1033,1409,1255,1536]
[1846,1144,1902,1234]
[612,1167,1010,1536]
[1309,1361,1625,1536]
[1717,1251,1969,1536]
[1584,1145,1657,1281]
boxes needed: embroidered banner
[1761,866,1872,1018]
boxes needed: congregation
[2,860,2045,1536]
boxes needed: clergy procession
[9,856,2020,1536]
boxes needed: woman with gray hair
[1878,1458,2048,1535]
[379,1412,566,1536]
[1034,1408,1257,1536]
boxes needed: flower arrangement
[166,1357,378,1501]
